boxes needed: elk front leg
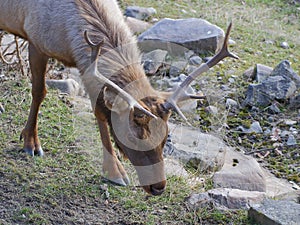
[20,44,49,156]
[97,118,130,186]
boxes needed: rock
[125,17,152,34]
[253,64,273,83]
[138,18,224,55]
[205,106,219,115]
[166,123,227,173]
[209,188,266,209]
[243,60,299,107]
[264,168,299,200]
[213,148,266,192]
[187,192,213,208]
[0,103,4,114]
[243,76,297,107]
[280,41,290,49]
[289,94,300,109]
[46,79,82,96]
[169,61,187,77]
[237,121,263,134]
[142,49,168,75]
[243,66,255,80]
[226,98,238,109]
[248,199,300,225]
[188,56,202,66]
[270,60,300,88]
[287,134,297,146]
[124,6,156,21]
[164,158,189,178]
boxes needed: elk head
[82,23,238,195]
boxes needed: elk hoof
[23,147,44,157]
[104,176,130,186]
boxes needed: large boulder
[165,123,227,173]
[138,18,224,56]
[243,60,299,107]
[249,199,300,225]
[213,148,267,192]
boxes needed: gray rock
[264,168,299,200]
[253,64,273,83]
[0,103,4,114]
[271,60,300,88]
[208,188,266,209]
[226,98,238,109]
[125,6,156,21]
[187,192,213,208]
[125,17,152,34]
[280,41,290,49]
[46,79,82,96]
[237,121,263,134]
[289,94,300,109]
[189,56,203,66]
[213,148,266,192]
[243,66,255,80]
[205,106,219,115]
[248,199,300,225]
[164,158,189,178]
[244,61,299,107]
[167,123,227,173]
[169,61,188,77]
[287,134,297,146]
[138,18,224,55]
[142,49,168,75]
[185,65,198,74]
[243,76,297,107]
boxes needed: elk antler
[83,30,157,119]
[163,22,239,121]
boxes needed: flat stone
[213,148,266,192]
[138,18,224,56]
[167,123,227,173]
[164,158,189,178]
[208,188,266,209]
[46,78,82,96]
[263,168,299,201]
[248,199,300,225]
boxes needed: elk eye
[135,113,146,119]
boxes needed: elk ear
[103,87,130,114]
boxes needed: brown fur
[0,0,170,195]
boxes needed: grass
[1,0,300,224]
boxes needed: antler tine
[163,22,238,122]
[84,30,157,119]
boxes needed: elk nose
[149,181,166,196]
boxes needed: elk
[0,0,238,195]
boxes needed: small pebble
[280,41,289,49]
[287,134,297,146]
[0,103,4,114]
[189,56,202,66]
